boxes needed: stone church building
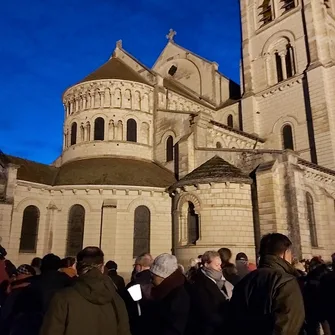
[1,0,335,272]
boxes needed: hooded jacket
[40,268,131,335]
[229,255,305,335]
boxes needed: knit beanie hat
[150,253,178,279]
[17,264,36,276]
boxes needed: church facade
[1,0,335,273]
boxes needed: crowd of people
[0,233,334,335]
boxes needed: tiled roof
[78,57,151,85]
[169,155,251,191]
[6,156,175,188]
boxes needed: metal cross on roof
[166,29,177,42]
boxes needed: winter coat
[186,269,229,335]
[320,270,335,334]
[123,269,153,335]
[229,254,305,335]
[0,259,9,305]
[59,267,77,278]
[40,268,131,335]
[146,269,190,335]
[108,269,126,292]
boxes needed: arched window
[66,205,85,257]
[259,0,272,26]
[285,44,295,78]
[282,124,294,150]
[133,206,150,257]
[227,114,234,127]
[166,136,174,162]
[19,205,40,253]
[168,65,178,76]
[70,122,77,145]
[188,202,199,245]
[127,118,137,142]
[94,117,105,141]
[216,142,222,148]
[306,193,318,247]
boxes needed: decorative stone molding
[177,192,202,213]
[260,76,303,98]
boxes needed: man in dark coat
[106,260,125,292]
[40,246,131,335]
[147,253,190,335]
[229,233,305,335]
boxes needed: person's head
[16,264,36,279]
[150,253,178,286]
[41,254,61,273]
[60,257,76,269]
[309,256,324,272]
[76,247,104,275]
[5,260,17,278]
[259,233,293,264]
[189,258,199,268]
[105,260,118,272]
[0,244,7,260]
[202,251,222,272]
[134,253,153,273]
[31,257,42,269]
[236,252,248,264]
[218,248,232,265]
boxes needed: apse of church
[1,1,335,273]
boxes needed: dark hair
[218,248,232,264]
[105,260,117,271]
[31,257,42,268]
[76,247,104,275]
[5,260,17,278]
[41,254,61,273]
[259,233,292,257]
[60,257,76,268]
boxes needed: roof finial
[116,39,122,49]
[166,29,177,42]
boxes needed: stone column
[43,202,58,255]
[100,200,118,261]
[5,164,19,203]
[279,51,287,80]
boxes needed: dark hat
[105,260,117,271]
[236,252,248,262]
[17,264,36,276]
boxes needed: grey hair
[201,251,220,265]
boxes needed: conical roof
[169,155,251,191]
[78,57,151,85]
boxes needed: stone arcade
[1,1,335,274]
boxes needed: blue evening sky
[0,0,241,164]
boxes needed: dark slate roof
[169,155,251,191]
[55,157,175,187]
[6,155,175,188]
[78,57,151,85]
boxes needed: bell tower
[240,0,335,169]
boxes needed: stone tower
[240,0,335,169]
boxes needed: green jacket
[40,269,131,335]
[230,254,305,335]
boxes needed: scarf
[202,268,225,291]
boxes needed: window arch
[133,206,150,257]
[216,142,222,148]
[66,205,85,257]
[127,118,137,142]
[227,114,234,128]
[70,122,77,145]
[306,193,318,247]
[166,136,174,162]
[187,202,199,245]
[19,205,40,253]
[258,0,272,26]
[282,124,294,150]
[94,117,105,141]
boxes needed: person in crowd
[31,257,42,275]
[293,259,307,276]
[148,253,190,335]
[235,252,250,279]
[187,251,232,335]
[40,246,131,335]
[0,246,9,305]
[123,253,153,335]
[59,257,77,278]
[10,253,73,334]
[105,260,125,292]
[186,258,200,282]
[218,247,240,285]
[229,233,305,335]
[303,257,331,335]
[0,264,36,334]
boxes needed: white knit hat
[150,253,178,279]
